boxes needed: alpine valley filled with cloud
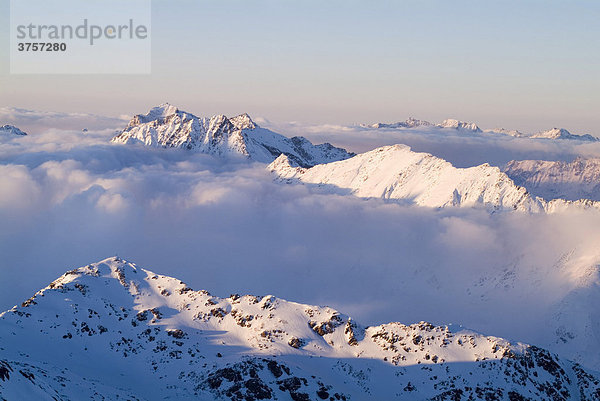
[2,103,600,400]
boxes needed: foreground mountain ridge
[1,257,600,400]
[111,104,354,167]
[269,144,600,213]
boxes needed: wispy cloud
[0,106,129,134]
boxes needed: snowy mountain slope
[503,158,600,201]
[0,125,27,136]
[269,145,600,212]
[269,144,547,212]
[2,257,600,400]
[111,104,353,167]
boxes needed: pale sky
[0,0,599,134]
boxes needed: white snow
[269,144,600,213]
[361,118,597,142]
[438,119,481,132]
[1,257,598,400]
[111,104,353,167]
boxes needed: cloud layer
[0,106,128,135]
[2,117,600,368]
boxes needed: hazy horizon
[1,0,599,135]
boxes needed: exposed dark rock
[309,314,344,336]
[0,361,12,381]
[288,337,305,349]
[167,329,186,339]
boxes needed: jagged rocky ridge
[1,257,600,400]
[0,125,27,136]
[111,104,353,167]
[269,144,600,212]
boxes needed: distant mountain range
[362,118,598,141]
[2,257,599,400]
[111,104,354,167]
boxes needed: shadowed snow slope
[1,257,600,400]
[504,158,600,202]
[111,104,353,167]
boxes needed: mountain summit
[1,256,600,400]
[437,119,481,132]
[363,117,432,129]
[0,125,27,136]
[530,127,597,141]
[111,104,353,167]
[270,144,545,212]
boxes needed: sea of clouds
[2,107,600,369]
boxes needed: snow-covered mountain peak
[529,127,598,141]
[270,144,548,212]
[363,117,432,129]
[405,116,430,127]
[151,102,179,117]
[0,124,27,136]
[437,119,482,132]
[112,105,353,167]
[230,113,257,130]
[362,117,599,142]
[3,257,600,400]
[131,103,181,125]
[271,153,300,170]
[270,145,600,212]
[534,128,572,139]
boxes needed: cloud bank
[0,106,128,134]
[2,114,600,368]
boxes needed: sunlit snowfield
[2,109,600,371]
